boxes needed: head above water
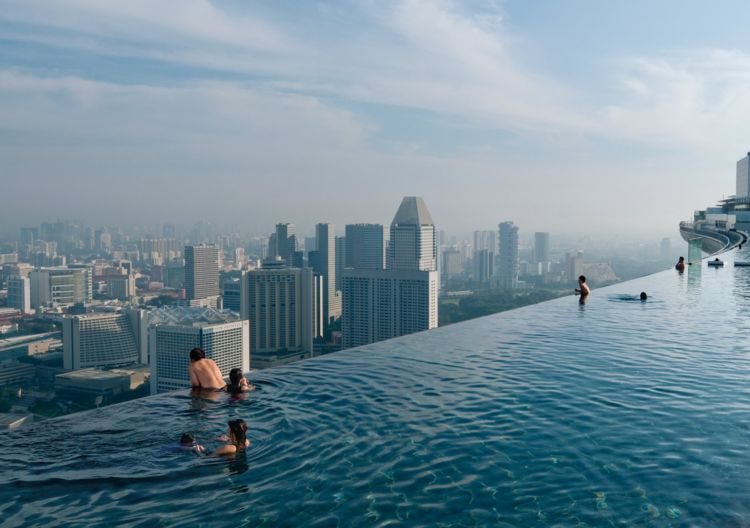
[189,348,206,362]
[678,256,685,262]
[578,275,586,283]
[180,433,195,445]
[228,419,248,447]
[640,292,647,301]
[229,368,243,385]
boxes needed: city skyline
[3,2,750,236]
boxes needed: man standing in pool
[575,275,591,297]
[188,347,225,390]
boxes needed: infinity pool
[3,250,750,527]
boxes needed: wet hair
[189,348,206,362]
[228,419,248,449]
[678,256,684,261]
[640,292,647,301]
[180,433,195,445]
[578,275,586,283]
[227,368,244,394]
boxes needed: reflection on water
[1,250,750,526]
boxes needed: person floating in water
[675,256,685,272]
[226,368,254,395]
[214,419,250,456]
[640,292,648,301]
[180,433,205,455]
[188,347,226,391]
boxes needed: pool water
[3,250,750,527]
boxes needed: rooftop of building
[145,305,241,326]
[391,196,434,226]
[3,249,750,524]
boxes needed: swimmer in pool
[575,275,591,297]
[226,368,254,395]
[214,419,250,456]
[640,292,647,301]
[675,256,685,272]
[188,347,225,391]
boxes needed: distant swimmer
[161,433,205,455]
[575,275,591,297]
[675,256,685,272]
[188,347,226,391]
[214,419,250,456]
[640,292,648,301]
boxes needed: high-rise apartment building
[148,307,249,394]
[389,197,437,272]
[241,266,317,368]
[7,275,31,314]
[345,224,386,270]
[342,269,438,349]
[342,197,438,348]
[29,267,93,308]
[496,222,519,289]
[63,309,147,370]
[184,244,219,307]
[737,152,750,198]
[313,223,340,326]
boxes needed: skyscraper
[737,152,750,198]
[241,266,317,368]
[342,196,438,348]
[313,223,340,327]
[389,197,437,271]
[7,275,31,314]
[497,222,519,289]
[184,244,219,307]
[473,230,496,284]
[345,224,386,270]
[270,223,297,265]
[148,307,249,394]
[534,232,550,275]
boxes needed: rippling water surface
[3,251,750,527]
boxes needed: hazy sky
[2,1,749,238]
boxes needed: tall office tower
[234,248,245,269]
[7,275,31,314]
[19,227,38,259]
[29,267,93,308]
[534,232,550,275]
[63,309,146,370]
[335,236,346,292]
[314,223,340,326]
[304,236,317,253]
[241,267,316,369]
[737,152,750,198]
[472,230,497,283]
[389,196,437,272]
[184,244,219,307]
[148,307,249,394]
[271,223,296,265]
[222,277,242,312]
[342,197,438,348]
[442,249,463,279]
[565,251,585,282]
[342,269,438,349]
[473,249,494,283]
[107,275,135,301]
[345,224,386,270]
[660,237,671,259]
[497,221,519,289]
